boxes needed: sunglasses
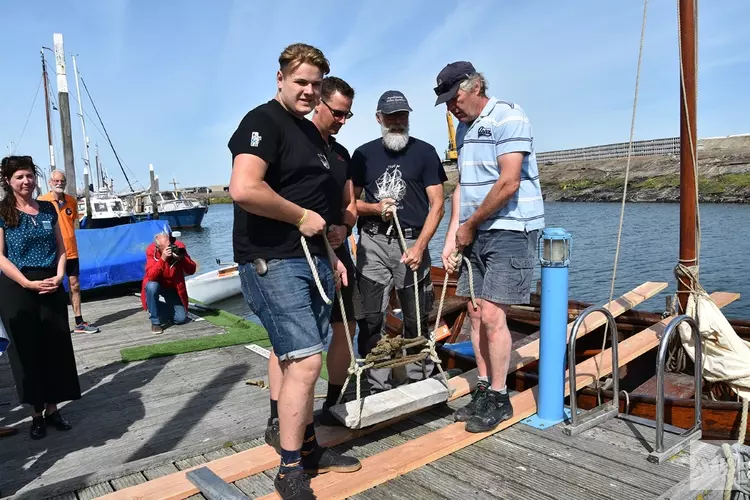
[433,75,469,96]
[322,100,353,120]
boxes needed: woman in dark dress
[0,156,81,439]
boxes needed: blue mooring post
[521,227,572,429]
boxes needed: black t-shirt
[350,137,447,229]
[228,99,347,263]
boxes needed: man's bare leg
[454,299,491,422]
[278,354,322,452]
[264,350,284,452]
[464,299,514,433]
[69,275,82,319]
[467,299,489,379]
[327,321,356,386]
[479,300,512,391]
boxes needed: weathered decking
[0,294,323,500]
[1,293,723,499]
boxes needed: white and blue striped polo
[456,97,545,232]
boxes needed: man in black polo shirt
[228,43,360,499]
[351,90,447,395]
[309,76,362,427]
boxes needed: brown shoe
[151,324,163,334]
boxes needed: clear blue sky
[1,0,749,191]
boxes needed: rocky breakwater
[539,136,750,203]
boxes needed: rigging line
[78,74,135,192]
[596,0,649,388]
[11,75,44,154]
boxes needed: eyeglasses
[322,100,353,120]
[51,179,67,184]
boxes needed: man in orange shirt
[38,170,99,333]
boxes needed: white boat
[186,263,241,305]
[77,189,136,229]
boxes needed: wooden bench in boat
[632,372,697,400]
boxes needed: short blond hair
[279,43,330,76]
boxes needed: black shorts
[331,246,360,324]
[65,258,80,278]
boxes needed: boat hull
[80,215,136,230]
[135,206,208,229]
[186,266,241,305]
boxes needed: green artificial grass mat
[119,303,330,379]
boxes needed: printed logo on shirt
[250,131,262,147]
[65,208,72,216]
[477,126,492,138]
[317,153,330,169]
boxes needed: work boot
[151,324,163,335]
[265,418,281,455]
[302,445,362,474]
[274,468,316,499]
[465,389,513,433]
[453,380,489,422]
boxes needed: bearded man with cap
[435,61,545,433]
[350,90,447,395]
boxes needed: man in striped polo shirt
[435,61,545,433]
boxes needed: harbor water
[180,202,749,320]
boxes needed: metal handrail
[654,315,702,454]
[568,305,620,427]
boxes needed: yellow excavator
[443,110,458,165]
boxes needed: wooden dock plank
[143,464,181,480]
[482,431,663,498]
[513,422,688,480]
[76,481,115,500]
[110,472,148,490]
[94,282,674,500]
[233,474,276,498]
[255,291,738,500]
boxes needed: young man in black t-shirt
[309,77,362,427]
[228,44,360,499]
[350,90,447,394]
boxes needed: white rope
[595,0,649,388]
[301,236,332,306]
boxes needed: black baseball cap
[377,90,413,114]
[434,61,476,105]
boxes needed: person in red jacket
[141,231,196,334]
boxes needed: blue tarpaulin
[64,220,171,291]
[441,341,476,361]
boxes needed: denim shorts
[239,256,334,361]
[456,229,540,305]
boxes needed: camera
[168,243,185,259]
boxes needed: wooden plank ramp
[257,291,737,500]
[98,282,668,500]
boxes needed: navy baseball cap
[377,90,413,114]
[434,61,476,105]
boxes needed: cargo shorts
[456,229,540,305]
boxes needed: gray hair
[154,231,170,244]
[459,72,489,97]
[50,169,66,181]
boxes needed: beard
[52,186,65,194]
[381,123,410,152]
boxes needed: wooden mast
[677,0,698,313]
[41,48,56,176]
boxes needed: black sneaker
[302,445,362,474]
[465,389,513,433]
[274,468,316,500]
[453,380,489,422]
[30,416,46,440]
[265,418,281,455]
[316,403,344,428]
